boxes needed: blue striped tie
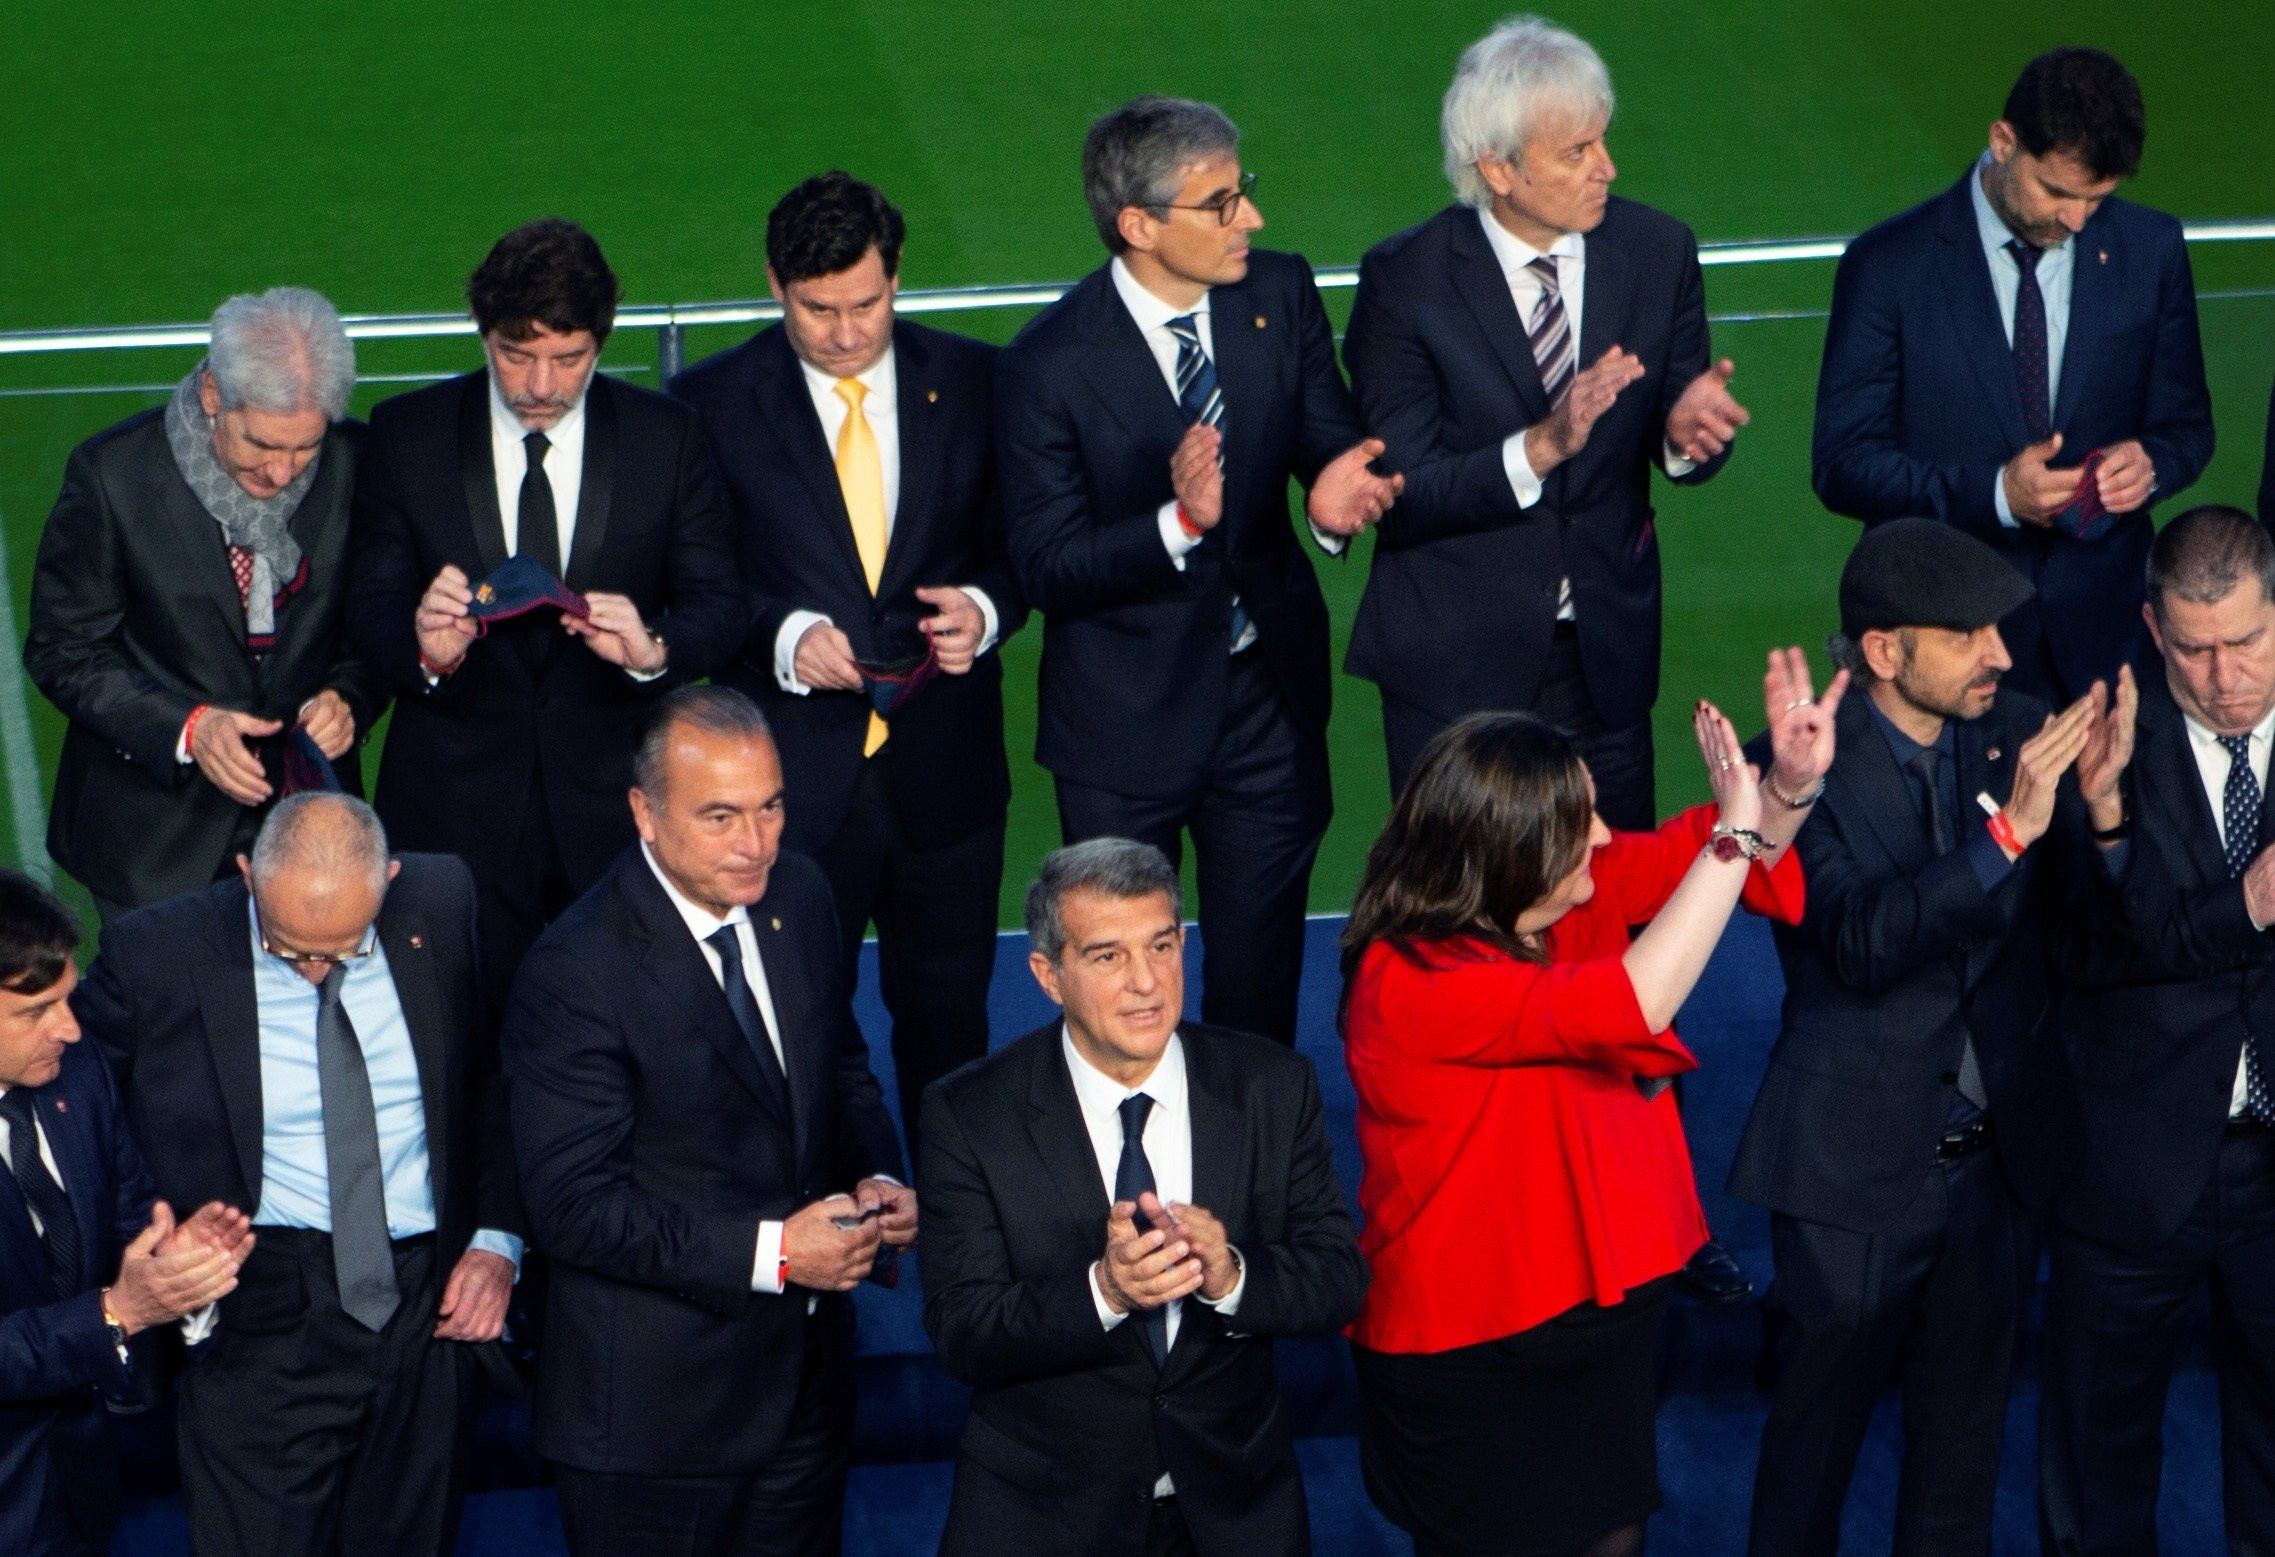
[1166,314,1251,651]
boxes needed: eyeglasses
[1155,170,1258,227]
[253,901,379,970]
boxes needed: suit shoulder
[762,849,836,921]
[365,373,473,440]
[1599,196,1697,256]
[667,335,759,406]
[1004,266,1111,360]
[1840,190,1949,271]
[2099,195,2186,248]
[1994,689,2052,735]
[70,405,168,467]
[95,881,236,973]
[390,851,477,907]
[1242,247,1320,292]
[930,1022,1055,1111]
[600,373,701,433]
[1185,1022,1314,1091]
[900,318,997,372]
[1360,208,1462,276]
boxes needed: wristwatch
[1707,824,1771,862]
[98,1288,130,1355]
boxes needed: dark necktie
[0,1089,80,1298]
[2007,240,2053,443]
[518,430,561,574]
[1907,748,1988,1109]
[706,926,790,1116]
[2215,734,2275,1124]
[1114,1092,1168,1364]
[1165,314,1250,651]
[1526,255,1575,407]
[315,967,399,1332]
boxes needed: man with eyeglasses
[77,791,522,1556]
[998,95,1401,1050]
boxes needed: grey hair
[249,793,390,896]
[1441,16,1617,208]
[1024,838,1183,963]
[1081,96,1240,254]
[633,685,774,797]
[1825,632,1869,677]
[207,287,355,419]
[2146,504,2275,620]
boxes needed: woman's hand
[1696,699,1761,832]
[1763,647,1846,797]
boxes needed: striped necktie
[1527,256,1575,407]
[1165,314,1252,652]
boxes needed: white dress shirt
[2179,706,2275,1115]
[773,347,1002,694]
[1969,153,2077,530]
[488,371,587,563]
[0,1087,67,1238]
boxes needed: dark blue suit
[1814,170,2213,701]
[0,1041,156,1556]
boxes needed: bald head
[242,794,397,979]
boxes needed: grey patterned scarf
[164,364,316,639]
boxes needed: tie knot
[316,964,346,1004]
[1907,746,1942,778]
[523,430,549,462]
[2006,239,2042,273]
[1527,255,1561,292]
[1165,314,1202,347]
[0,1089,35,1126]
[1118,1092,1155,1141]
[2221,733,2255,762]
[835,377,868,410]
[706,924,740,961]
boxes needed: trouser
[476,767,582,1010]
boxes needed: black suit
[1731,691,2081,1556]
[1342,200,1729,816]
[998,252,1363,1045]
[670,321,1026,1149]
[508,846,903,1555]
[26,409,385,913]
[78,854,521,1556]
[348,371,746,993]
[920,1020,1365,1557]
[2040,677,2275,1554]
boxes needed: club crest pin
[1254,314,1268,329]
[52,1098,67,1114]
[2098,250,2108,264]
[926,389,939,403]
[409,934,425,949]
[1987,748,2001,762]
[770,917,782,931]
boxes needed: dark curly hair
[2004,47,2145,181]
[467,218,622,345]
[766,173,906,286]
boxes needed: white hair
[1441,16,1616,208]
[207,286,355,420]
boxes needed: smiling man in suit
[670,173,1025,1158]
[1815,47,2214,704]
[508,686,910,1556]
[920,838,1365,1556]
[998,97,1400,1050]
[349,219,746,997]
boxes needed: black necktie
[2007,240,2053,443]
[0,1089,80,1298]
[706,926,790,1116]
[1114,1092,1168,1364]
[1907,747,1957,855]
[316,967,400,1332]
[518,430,561,574]
[2215,735,2275,1124]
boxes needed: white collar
[1969,150,2075,262]
[640,842,752,945]
[1477,205,1585,277]
[796,343,897,407]
[2182,702,2275,753]
[487,368,589,448]
[1110,255,1212,334]
[1060,1024,1186,1119]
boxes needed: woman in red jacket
[1341,650,1845,1557]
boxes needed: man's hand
[108,1202,246,1336]
[415,565,478,674]
[295,689,356,761]
[1762,646,1847,798]
[915,587,985,675]
[1666,359,1751,463]
[192,707,281,805]
[1155,1194,1239,1302]
[2002,691,2100,848]
[1095,1197,1205,1315]
[1305,439,1404,538]
[782,1196,882,1292]
[1523,345,1646,477]
[792,622,865,692]
[434,1249,516,1341]
[157,1201,254,1262]
[565,592,667,674]
[854,1176,918,1250]
[2095,439,2157,516]
[1169,424,1224,533]
[2076,665,2138,834]
[2001,434,2084,528]
[2246,845,2275,928]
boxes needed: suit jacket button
[1153,1395,1168,1410]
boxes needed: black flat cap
[1839,518,2034,638]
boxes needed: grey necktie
[316,966,399,1331]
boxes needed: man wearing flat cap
[1733,517,2128,1556]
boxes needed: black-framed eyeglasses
[1156,170,1257,227]
[253,901,379,970]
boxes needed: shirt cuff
[1158,501,1202,571]
[1994,470,2021,529]
[1965,823,2019,894]
[1194,1246,1247,1317]
[1089,1261,1130,1330]
[624,661,667,684]
[753,1219,787,1293]
[1661,437,1700,478]
[2095,838,2132,881]
[467,1228,525,1278]
[182,1302,219,1346]
[1502,431,1546,509]
[958,588,1001,657]
[775,611,833,695]
[1306,516,1348,556]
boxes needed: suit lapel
[1574,219,1633,382]
[2138,688,2232,884]
[879,326,943,602]
[622,861,791,1128]
[1831,695,1935,875]
[40,1085,105,1291]
[1449,210,1551,426]
[751,904,816,1171]
[751,334,872,591]
[0,1141,51,1295]
[1173,1031,1249,1366]
[1933,176,2031,455]
[456,376,510,578]
[193,884,267,1205]
[1071,271,1188,454]
[159,463,254,656]
[378,895,452,1223]
[1025,1035,1111,1232]
[2052,213,2118,432]
[562,376,617,591]
[1206,281,1268,539]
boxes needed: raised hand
[190,707,282,806]
[1096,1196,1205,1314]
[565,591,667,673]
[2002,692,2099,848]
[1306,439,1404,537]
[1696,699,1761,833]
[782,1195,882,1292]
[1667,359,1751,462]
[1762,646,1847,799]
[1525,346,1646,476]
[414,565,478,673]
[1169,424,1224,533]
[2074,665,2138,829]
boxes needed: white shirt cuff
[1502,431,1546,509]
[1195,1246,1247,1317]
[182,1302,219,1345]
[624,662,667,684]
[1089,1261,1130,1330]
[1307,516,1348,556]
[467,1228,525,1278]
[1158,501,1202,571]
[176,719,195,764]
[1995,470,2021,529]
[753,1219,787,1293]
[958,588,1001,657]
[775,611,833,695]
[1661,437,1699,479]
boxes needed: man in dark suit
[509,686,911,1556]
[922,837,1364,1555]
[1343,15,1747,815]
[2039,505,2275,1554]
[0,868,254,1557]
[671,172,1026,1155]
[78,792,522,1556]
[349,218,746,996]
[1732,520,2124,1557]
[998,96,1400,1049]
[27,287,387,919]
[1814,47,2215,704]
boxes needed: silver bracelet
[1764,772,1825,809]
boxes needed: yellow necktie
[834,379,891,756]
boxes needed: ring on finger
[1784,698,1811,711]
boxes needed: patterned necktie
[518,431,561,574]
[2007,241,2053,443]
[834,380,892,758]
[706,925,790,1117]
[2216,734,2275,1123]
[1114,1092,1168,1364]
[1527,256,1575,408]
[0,1089,80,1298]
[315,967,399,1332]
[1166,314,1252,652]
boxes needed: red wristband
[181,703,211,755]
[1175,502,1206,540]
[1985,808,2023,859]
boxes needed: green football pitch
[4,0,2271,929]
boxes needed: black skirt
[1352,1278,1675,1557]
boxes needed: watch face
[1709,833,1747,863]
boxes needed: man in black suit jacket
[1731,521,2122,1557]
[509,686,911,1556]
[27,287,387,918]
[1814,48,2215,704]
[998,97,1399,1049]
[671,173,1026,1156]
[921,838,1365,1557]
[1342,17,1746,815]
[349,219,745,996]
[0,869,251,1557]
[80,794,523,1556]
[2039,506,2275,1554]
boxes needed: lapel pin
[2097,250,2108,264]
[926,389,939,403]
[1254,315,1268,329]
[770,917,782,931]
[409,934,425,949]
[1986,748,2001,763]
[53,1098,67,1114]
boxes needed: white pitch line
[0,509,52,883]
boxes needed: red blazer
[1343,805,1804,1354]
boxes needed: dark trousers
[810,751,1002,1168]
[551,1307,857,1557]
[1749,1143,2032,1557]
[479,767,580,1007]
[1054,651,1330,1047]
[2040,1124,2275,1557]
[1382,623,1655,830]
[1146,1496,1199,1556]
[178,1230,473,1557]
